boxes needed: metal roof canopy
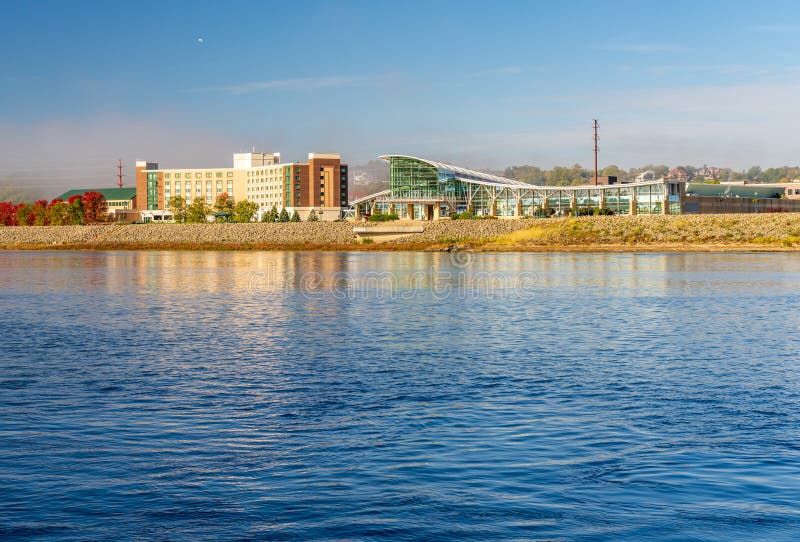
[378,155,672,191]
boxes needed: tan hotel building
[135,151,348,220]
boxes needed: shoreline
[2,241,799,253]
[2,215,800,253]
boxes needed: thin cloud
[222,76,359,94]
[469,66,523,78]
[190,75,376,95]
[598,43,687,52]
[750,23,800,32]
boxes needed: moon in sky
[197,37,204,44]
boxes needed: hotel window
[185,173,191,178]
[206,172,212,178]
[227,172,233,177]
[206,181,211,192]
[216,172,222,178]
[195,173,201,178]
[165,173,171,179]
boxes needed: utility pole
[593,119,599,186]
[117,159,124,188]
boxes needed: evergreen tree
[262,204,278,223]
[290,211,301,222]
[306,209,319,222]
[279,208,290,222]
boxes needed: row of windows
[163,171,233,179]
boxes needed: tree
[232,200,258,223]
[306,209,319,222]
[82,191,108,223]
[290,211,300,222]
[67,195,84,224]
[0,202,20,226]
[214,193,235,214]
[15,203,34,226]
[31,200,49,225]
[746,166,762,181]
[262,204,278,223]
[503,165,546,184]
[186,198,210,223]
[47,200,72,226]
[278,208,290,222]
[168,195,187,223]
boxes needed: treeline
[167,193,323,223]
[167,193,259,223]
[502,164,800,185]
[0,192,108,226]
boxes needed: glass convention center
[348,155,685,219]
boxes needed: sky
[2,0,800,196]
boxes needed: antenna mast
[593,119,599,186]
[117,159,124,188]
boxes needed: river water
[1,250,799,541]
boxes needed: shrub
[368,213,399,222]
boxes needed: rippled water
[1,250,799,541]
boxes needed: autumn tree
[47,200,72,226]
[214,193,234,214]
[67,195,84,224]
[0,202,20,226]
[82,191,108,223]
[15,203,34,226]
[31,200,49,225]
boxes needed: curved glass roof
[379,155,530,188]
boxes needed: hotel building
[135,151,348,221]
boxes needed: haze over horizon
[3,0,800,198]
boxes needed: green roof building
[55,187,137,210]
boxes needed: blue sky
[2,0,800,194]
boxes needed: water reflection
[1,250,800,540]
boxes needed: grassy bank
[2,214,800,251]
[484,214,800,250]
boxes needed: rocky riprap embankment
[0,225,118,246]
[0,223,359,247]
